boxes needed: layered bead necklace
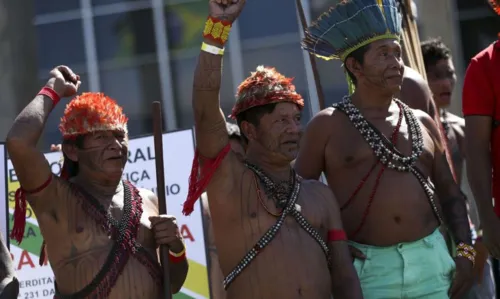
[334,96,443,235]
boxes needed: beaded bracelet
[456,242,476,266]
[38,86,61,109]
[203,16,232,45]
[169,247,186,263]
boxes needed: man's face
[357,39,405,93]
[77,130,129,176]
[252,102,302,162]
[426,58,456,108]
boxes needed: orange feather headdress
[59,92,128,139]
[229,66,304,119]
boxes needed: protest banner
[6,129,210,299]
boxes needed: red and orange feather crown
[59,92,128,139]
[229,66,304,119]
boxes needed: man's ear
[345,56,363,81]
[62,143,78,162]
[240,121,257,142]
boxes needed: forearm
[7,94,53,146]
[442,192,472,245]
[329,244,363,299]
[169,258,189,293]
[467,157,494,220]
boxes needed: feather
[302,0,402,61]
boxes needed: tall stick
[295,0,326,110]
[152,101,172,299]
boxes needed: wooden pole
[152,101,172,299]
[295,0,326,110]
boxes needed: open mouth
[107,156,122,160]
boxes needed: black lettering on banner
[166,184,180,196]
[128,147,156,164]
[123,170,151,184]
[9,168,18,183]
[150,184,181,196]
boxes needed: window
[241,43,313,125]
[36,20,86,71]
[170,55,235,129]
[92,0,145,7]
[41,73,90,149]
[164,1,207,52]
[456,0,491,11]
[99,64,161,137]
[459,16,500,64]
[238,0,300,40]
[93,9,156,62]
[34,0,80,15]
[165,1,235,128]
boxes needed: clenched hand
[149,215,184,253]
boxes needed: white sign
[6,129,209,299]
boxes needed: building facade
[33,0,347,148]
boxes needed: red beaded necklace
[341,101,404,238]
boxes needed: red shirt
[462,40,500,215]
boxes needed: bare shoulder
[413,108,438,132]
[306,106,346,135]
[137,187,159,213]
[400,67,433,113]
[300,179,337,206]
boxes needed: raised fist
[209,0,246,23]
[45,65,81,98]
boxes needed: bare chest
[52,193,157,269]
[326,117,435,174]
[212,181,328,275]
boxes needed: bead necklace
[335,96,424,172]
[334,97,444,227]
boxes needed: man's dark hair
[344,44,370,85]
[235,103,277,143]
[61,135,86,178]
[421,37,452,70]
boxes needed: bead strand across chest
[334,97,424,172]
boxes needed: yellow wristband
[201,42,224,56]
[169,246,186,257]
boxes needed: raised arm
[6,66,80,211]
[193,0,245,160]
[316,184,362,299]
[294,108,334,180]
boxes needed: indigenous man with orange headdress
[6,65,188,298]
[184,0,362,298]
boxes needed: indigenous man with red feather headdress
[184,0,362,298]
[6,66,188,298]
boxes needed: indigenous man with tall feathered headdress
[463,0,500,261]
[294,0,475,298]
[6,66,188,298]
[184,0,362,298]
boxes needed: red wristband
[169,248,186,263]
[38,87,61,108]
[328,229,347,242]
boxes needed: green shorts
[349,228,455,299]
